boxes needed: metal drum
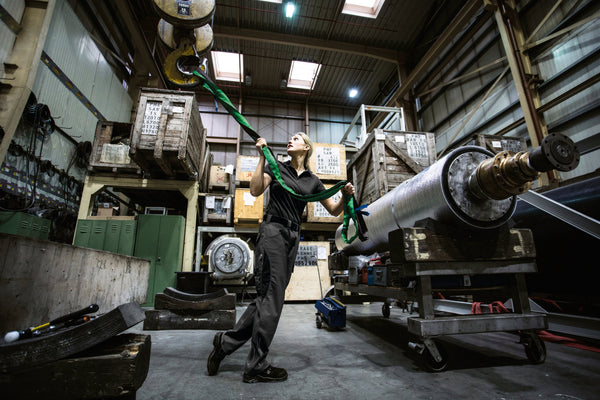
[335,146,516,255]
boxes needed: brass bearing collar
[475,151,539,200]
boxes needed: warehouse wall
[198,96,359,167]
[415,0,600,182]
[1,0,133,215]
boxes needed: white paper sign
[315,147,341,175]
[406,134,428,159]
[141,101,162,135]
[223,197,231,209]
[206,196,215,209]
[243,192,256,206]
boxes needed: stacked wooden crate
[129,88,207,181]
[88,121,141,175]
[203,159,234,225]
[306,142,347,225]
[348,129,436,206]
[473,133,527,154]
[233,155,264,227]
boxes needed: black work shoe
[243,365,288,383]
[207,332,226,376]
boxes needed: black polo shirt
[264,160,325,226]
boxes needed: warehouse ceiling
[69,0,471,108]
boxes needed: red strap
[471,302,482,314]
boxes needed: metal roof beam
[213,25,406,63]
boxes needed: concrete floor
[127,302,600,400]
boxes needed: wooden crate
[348,129,436,206]
[88,121,140,174]
[285,241,331,301]
[235,155,260,186]
[306,184,343,223]
[130,88,206,180]
[308,142,347,181]
[474,134,527,154]
[202,194,233,225]
[208,165,231,192]
[233,188,263,226]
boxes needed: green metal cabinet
[0,212,50,240]
[73,220,107,251]
[104,220,137,255]
[134,215,185,307]
[73,219,137,256]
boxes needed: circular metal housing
[335,146,517,255]
[152,0,215,29]
[206,235,253,281]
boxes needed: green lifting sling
[192,69,367,244]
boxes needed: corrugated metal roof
[88,0,469,107]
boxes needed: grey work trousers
[219,220,300,374]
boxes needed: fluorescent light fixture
[287,60,321,90]
[210,51,244,82]
[285,2,296,18]
[349,88,358,98]
[342,0,385,19]
[260,0,282,3]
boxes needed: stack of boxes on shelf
[233,155,263,227]
[204,154,265,228]
[204,164,234,226]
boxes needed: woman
[207,132,354,383]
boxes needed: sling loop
[192,69,364,243]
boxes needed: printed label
[295,245,318,267]
[141,101,162,135]
[315,147,341,175]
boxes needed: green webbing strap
[192,69,361,243]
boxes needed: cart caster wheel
[423,343,448,372]
[382,303,391,318]
[521,332,546,364]
[316,314,323,329]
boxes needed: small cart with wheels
[315,297,346,329]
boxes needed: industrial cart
[333,224,548,372]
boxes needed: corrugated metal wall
[0,0,25,79]
[1,0,133,212]
[416,0,599,182]
[198,96,359,167]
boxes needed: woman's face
[287,134,309,155]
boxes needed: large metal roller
[335,133,579,255]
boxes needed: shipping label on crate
[140,101,162,135]
[240,157,259,172]
[315,147,341,176]
[405,134,429,159]
[312,191,341,218]
[294,245,319,267]
[100,144,131,164]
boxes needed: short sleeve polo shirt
[264,160,326,226]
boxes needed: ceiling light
[349,88,358,98]
[285,2,296,18]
